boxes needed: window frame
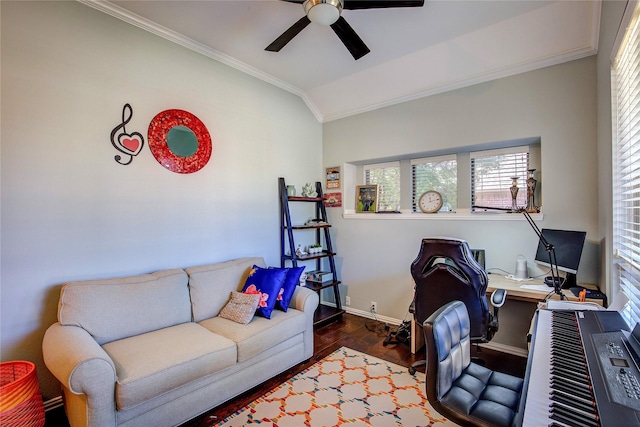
[470,146,530,212]
[612,1,640,327]
[363,161,401,212]
[410,154,458,213]
[342,140,541,220]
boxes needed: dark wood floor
[45,313,527,427]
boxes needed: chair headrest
[411,238,487,286]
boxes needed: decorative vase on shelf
[510,176,520,213]
[526,169,539,213]
[286,185,296,197]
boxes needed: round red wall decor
[148,109,212,174]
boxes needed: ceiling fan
[265,0,425,60]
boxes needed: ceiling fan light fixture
[304,0,343,26]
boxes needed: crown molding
[78,0,600,124]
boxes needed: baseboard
[323,301,529,359]
[44,396,64,412]
[479,342,529,358]
[319,301,403,326]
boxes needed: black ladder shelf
[279,177,344,326]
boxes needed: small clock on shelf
[418,190,443,213]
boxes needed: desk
[485,275,601,303]
[410,276,603,354]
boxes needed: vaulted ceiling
[83,0,601,122]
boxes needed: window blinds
[364,161,400,211]
[613,2,640,326]
[411,155,457,212]
[470,147,529,210]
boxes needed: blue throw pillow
[241,265,287,319]
[276,266,305,312]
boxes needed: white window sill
[342,209,544,221]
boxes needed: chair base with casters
[423,300,523,427]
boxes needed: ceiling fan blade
[330,16,370,60]
[265,16,311,52]
[343,0,424,10]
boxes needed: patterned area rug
[214,347,456,426]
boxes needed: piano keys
[517,309,640,426]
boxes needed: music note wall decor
[110,103,145,166]
[109,104,212,174]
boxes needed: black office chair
[423,300,523,427]
[408,237,506,374]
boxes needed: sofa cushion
[186,257,266,323]
[241,266,287,319]
[58,269,191,345]
[275,266,305,312]
[219,291,261,324]
[102,322,236,411]
[199,308,306,363]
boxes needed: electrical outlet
[371,301,377,312]
[345,296,351,306]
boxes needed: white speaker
[515,255,528,280]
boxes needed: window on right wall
[471,146,530,211]
[612,2,640,327]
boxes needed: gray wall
[1,1,322,399]
[323,57,600,340]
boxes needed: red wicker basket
[0,361,45,427]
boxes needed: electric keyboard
[517,309,640,426]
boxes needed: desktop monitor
[534,228,587,289]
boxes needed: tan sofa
[42,257,319,427]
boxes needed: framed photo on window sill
[356,185,378,213]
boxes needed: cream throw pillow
[219,291,261,324]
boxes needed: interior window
[411,155,457,212]
[364,161,400,212]
[471,146,529,211]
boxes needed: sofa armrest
[43,323,117,426]
[290,286,319,360]
[290,286,319,314]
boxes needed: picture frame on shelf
[355,185,378,213]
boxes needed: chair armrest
[488,289,507,340]
[490,288,507,308]
[290,286,320,314]
[43,323,117,425]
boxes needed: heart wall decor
[119,134,143,155]
[110,103,145,165]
